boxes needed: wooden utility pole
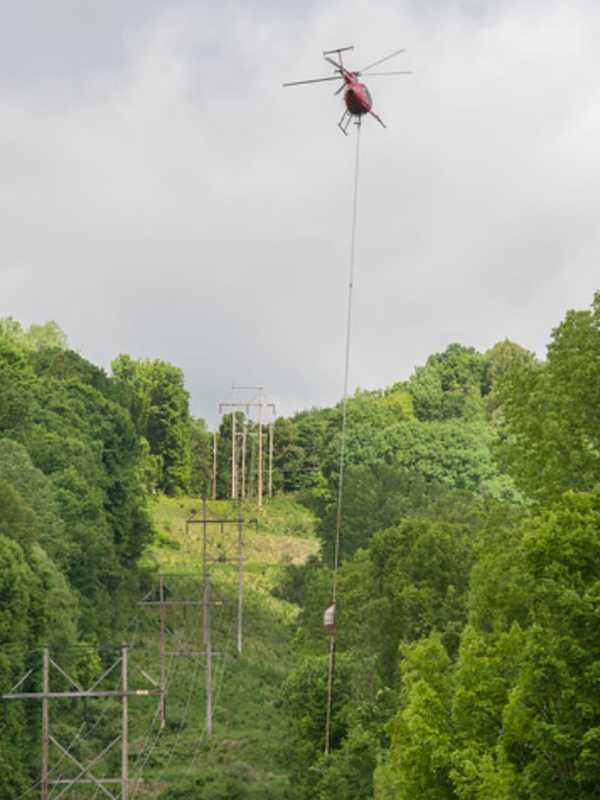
[231,413,237,500]
[219,391,275,509]
[2,648,161,797]
[159,576,166,729]
[122,645,129,800]
[139,571,213,735]
[202,501,213,736]
[42,646,49,800]
[185,512,257,660]
[268,422,274,498]
[324,635,336,755]
[241,423,247,500]
[257,398,263,508]
[212,432,217,501]
[237,509,244,655]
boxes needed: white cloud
[2,1,600,424]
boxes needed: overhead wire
[131,574,236,793]
[324,119,362,755]
[128,650,181,799]
[51,611,146,800]
[127,583,207,797]
[90,604,186,799]
[147,642,205,790]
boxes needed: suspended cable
[325,120,362,755]
[129,651,181,799]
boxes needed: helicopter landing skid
[338,109,351,135]
[338,110,362,135]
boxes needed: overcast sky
[2,1,600,425]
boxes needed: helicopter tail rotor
[323,45,354,69]
[323,45,354,56]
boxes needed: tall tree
[112,355,193,494]
[497,292,600,501]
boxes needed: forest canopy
[3,294,600,799]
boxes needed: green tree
[319,464,444,563]
[0,318,68,352]
[317,726,379,800]
[112,355,192,494]
[23,321,68,351]
[484,339,535,418]
[339,511,478,684]
[496,292,600,501]
[280,654,356,800]
[384,633,454,800]
[405,344,489,422]
[0,534,36,797]
[499,488,600,799]
[449,624,524,800]
[0,439,70,566]
[0,479,35,551]
[0,337,35,437]
[190,416,212,496]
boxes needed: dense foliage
[278,294,600,800]
[5,293,600,799]
[0,321,206,796]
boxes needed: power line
[325,119,363,756]
[148,654,204,790]
[128,651,180,799]
[13,614,145,800]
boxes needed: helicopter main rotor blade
[282,76,343,87]
[359,48,406,74]
[362,70,412,76]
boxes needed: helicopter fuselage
[341,71,373,116]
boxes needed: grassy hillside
[128,494,319,798]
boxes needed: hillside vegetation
[3,294,600,798]
[129,495,319,799]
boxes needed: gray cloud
[1,0,600,425]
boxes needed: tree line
[0,319,209,794]
[4,289,600,799]
[276,293,600,800]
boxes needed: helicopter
[283,45,410,134]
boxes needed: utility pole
[231,412,237,500]
[241,422,247,500]
[139,571,216,736]
[185,512,257,660]
[212,432,217,501]
[42,646,49,800]
[257,397,263,508]
[159,576,166,729]
[237,507,244,655]
[2,647,161,797]
[324,630,336,755]
[140,505,257,740]
[202,499,212,736]
[268,421,274,498]
[219,389,275,509]
[122,645,129,800]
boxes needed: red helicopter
[283,45,410,134]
